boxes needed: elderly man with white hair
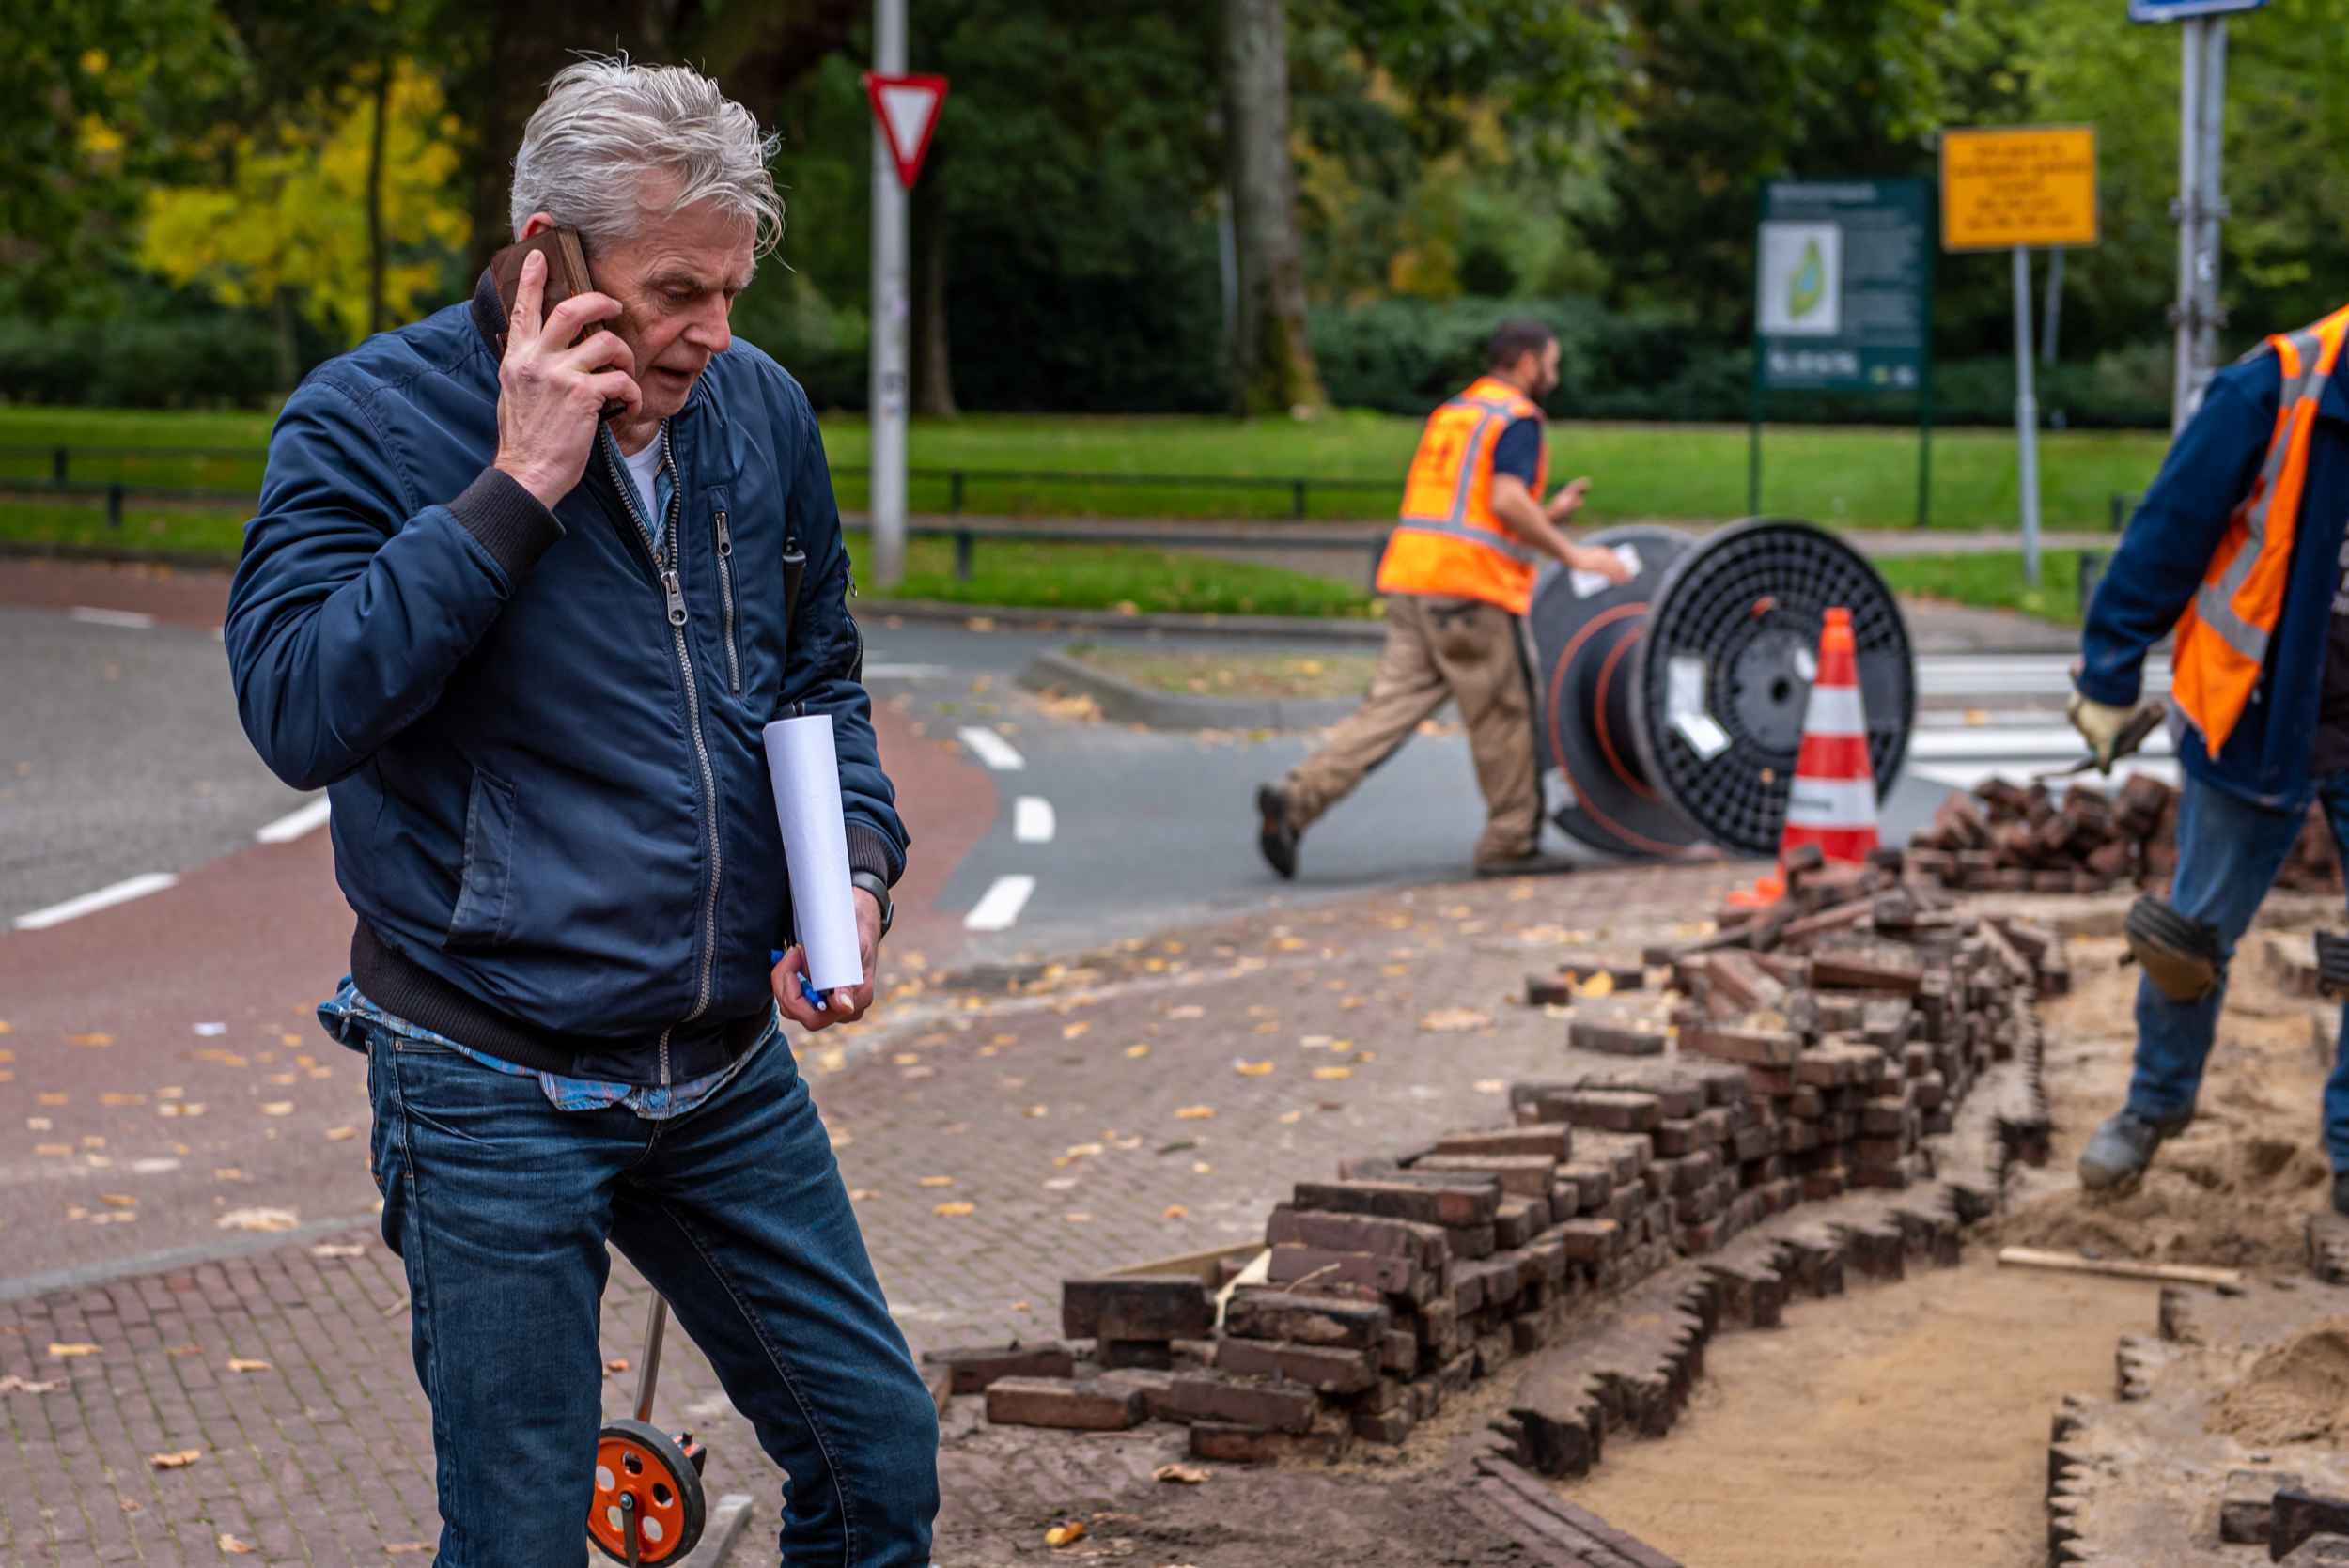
[226,59,938,1564]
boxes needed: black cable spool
[1528,519,1915,859]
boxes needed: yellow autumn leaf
[1579,971,1615,998]
[1045,1522,1087,1547]
[1313,1065,1353,1080]
[1124,1044,1149,1058]
[1174,1106,1216,1120]
[1163,1204,1190,1219]
[1061,1021,1092,1039]
[49,1343,99,1358]
[932,1201,975,1217]
[1235,1062,1273,1077]
[918,1176,955,1188]
[226,1358,272,1373]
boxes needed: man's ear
[518,211,559,241]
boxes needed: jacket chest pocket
[713,508,742,694]
[443,768,518,951]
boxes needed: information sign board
[2127,0,2265,22]
[1755,180,1929,394]
[1940,127,2098,251]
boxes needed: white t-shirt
[618,427,667,552]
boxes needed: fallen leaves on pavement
[309,1243,365,1258]
[1153,1463,1210,1484]
[226,1358,272,1373]
[0,1374,65,1393]
[1044,1522,1086,1547]
[1418,1007,1492,1032]
[219,1532,257,1553]
[150,1449,203,1468]
[931,1201,975,1217]
[1234,1062,1272,1076]
[217,1208,299,1232]
[1174,1105,1214,1119]
[48,1343,98,1358]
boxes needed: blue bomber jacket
[226,272,904,1085]
[2079,345,2349,812]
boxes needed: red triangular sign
[863,73,949,189]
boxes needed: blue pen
[770,949,827,1011]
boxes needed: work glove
[2066,689,2140,774]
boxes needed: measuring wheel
[589,1296,709,1566]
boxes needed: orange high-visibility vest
[2172,303,2349,753]
[1377,376,1549,614]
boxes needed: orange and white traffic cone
[1779,606,1879,866]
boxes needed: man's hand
[1545,477,1592,523]
[772,888,883,1032]
[2067,690,2141,774]
[1563,540,1634,586]
[492,249,642,509]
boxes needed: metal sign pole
[868,0,910,588]
[2170,17,2203,431]
[2013,245,2042,588]
[2193,20,2228,410]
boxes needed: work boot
[1257,784,1301,880]
[2077,1108,2191,1191]
[1473,851,1578,878]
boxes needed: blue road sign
[2128,0,2266,21]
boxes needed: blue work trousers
[362,1018,939,1566]
[2129,768,2349,1171]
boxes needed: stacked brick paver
[0,861,1734,1565]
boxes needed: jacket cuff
[447,466,564,582]
[2077,666,2141,709]
[846,824,901,886]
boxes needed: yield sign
[863,72,949,188]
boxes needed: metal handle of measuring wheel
[634,1297,668,1423]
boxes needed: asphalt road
[0,560,2114,1288]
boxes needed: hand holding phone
[487,227,641,508]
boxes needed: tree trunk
[911,162,957,417]
[367,61,390,336]
[1218,0,1325,418]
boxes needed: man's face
[1529,339,1562,398]
[521,189,755,427]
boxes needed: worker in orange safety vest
[1255,318,1633,879]
[2070,302,2349,1213]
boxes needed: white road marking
[14,872,180,931]
[963,874,1036,932]
[69,606,156,629]
[863,662,954,679]
[1014,797,1056,843]
[1908,758,2180,791]
[1906,725,2171,760]
[256,797,333,843]
[957,726,1026,770]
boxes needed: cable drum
[1528,519,1915,860]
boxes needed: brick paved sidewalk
[0,860,1734,1566]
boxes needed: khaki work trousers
[1283,593,1540,866]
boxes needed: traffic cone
[1779,606,1879,866]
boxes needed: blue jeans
[2130,769,2349,1171]
[363,1018,940,1566]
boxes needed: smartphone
[488,225,627,419]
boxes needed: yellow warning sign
[1940,127,2098,251]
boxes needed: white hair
[509,57,783,257]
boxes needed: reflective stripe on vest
[2171,303,2349,752]
[1392,382,1542,566]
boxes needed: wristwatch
[849,870,894,939]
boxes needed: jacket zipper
[603,424,723,1087]
[714,509,741,693]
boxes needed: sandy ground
[1548,908,2343,1567]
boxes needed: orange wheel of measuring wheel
[588,1420,707,1565]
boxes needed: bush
[1307,293,2171,428]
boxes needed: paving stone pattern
[0,863,1731,1564]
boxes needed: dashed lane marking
[13,872,179,931]
[957,726,1026,770]
[1013,797,1055,844]
[68,606,157,629]
[255,797,333,844]
[963,875,1036,932]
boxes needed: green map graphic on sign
[1789,239,1828,321]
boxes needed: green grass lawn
[0,500,249,557]
[0,404,2168,531]
[843,530,1374,617]
[1872,551,2088,626]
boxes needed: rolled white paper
[761,714,864,994]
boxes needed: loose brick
[1382,1328,1419,1377]
[1681,1023,1800,1067]
[1224,1290,1392,1349]
[1445,1223,1499,1259]
[1265,1204,1447,1265]
[1265,1245,1422,1298]
[920,1342,1076,1395]
[1353,1405,1416,1444]
[1433,1126,1571,1160]
[1413,1153,1559,1197]
[1162,1373,1319,1433]
[1190,1416,1353,1465]
[1097,1367,1178,1421]
[1568,1017,1667,1056]
[1555,1219,1619,1261]
[1061,1277,1213,1342]
[985,1376,1143,1431]
[1214,1339,1379,1393]
[1555,1161,1613,1210]
[1293,1179,1501,1228]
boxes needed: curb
[0,1211,384,1303]
[0,538,241,572]
[1016,647,1361,731]
[863,597,1389,643]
